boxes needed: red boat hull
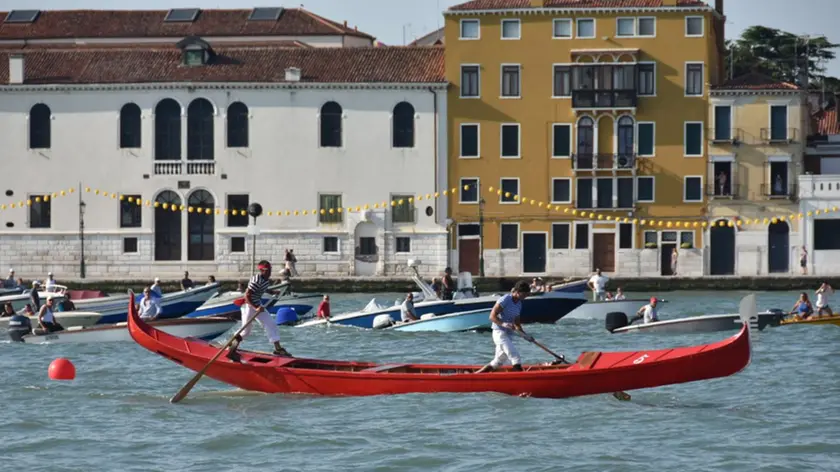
[126,295,751,399]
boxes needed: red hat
[650,297,658,303]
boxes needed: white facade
[0,82,449,280]
[800,135,840,275]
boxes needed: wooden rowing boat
[127,293,755,399]
[779,314,840,327]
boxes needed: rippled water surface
[2,290,840,472]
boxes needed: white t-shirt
[641,304,658,323]
[816,290,831,308]
[46,278,56,289]
[614,293,626,300]
[589,275,608,293]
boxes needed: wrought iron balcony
[760,128,799,144]
[706,183,742,199]
[572,89,637,109]
[762,182,798,200]
[572,153,637,172]
[707,127,742,145]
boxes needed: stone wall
[0,230,447,281]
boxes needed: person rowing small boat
[475,281,534,373]
[790,292,814,320]
[628,297,659,325]
[227,260,290,362]
[816,283,834,316]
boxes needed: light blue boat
[186,282,321,319]
[382,308,493,333]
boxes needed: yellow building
[445,0,725,277]
[707,73,806,275]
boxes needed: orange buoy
[48,358,76,380]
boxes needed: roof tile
[449,0,708,11]
[712,73,800,91]
[0,46,445,85]
[0,8,375,41]
[814,109,840,136]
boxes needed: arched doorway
[709,220,735,275]
[155,190,182,261]
[768,221,790,273]
[353,221,378,276]
[187,190,215,261]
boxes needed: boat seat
[576,352,602,369]
[360,363,408,373]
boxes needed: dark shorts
[42,322,63,333]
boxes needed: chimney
[715,0,724,15]
[285,67,301,82]
[9,53,23,85]
[343,20,347,27]
[529,0,545,6]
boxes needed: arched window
[154,190,183,261]
[187,189,215,261]
[226,102,249,148]
[29,103,51,149]
[320,101,343,148]
[617,116,635,157]
[120,103,142,149]
[154,99,181,160]
[392,102,415,148]
[577,117,594,155]
[187,98,214,160]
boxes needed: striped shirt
[246,274,270,307]
[492,294,522,333]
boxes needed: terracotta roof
[0,40,313,49]
[449,0,708,11]
[410,28,445,46]
[711,73,800,91]
[814,108,840,136]
[0,8,375,41]
[0,46,445,85]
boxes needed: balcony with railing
[761,182,798,200]
[153,160,216,176]
[706,183,742,199]
[707,127,743,145]
[572,90,637,109]
[572,153,637,172]
[760,127,799,144]
[798,175,840,200]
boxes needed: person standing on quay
[227,260,291,362]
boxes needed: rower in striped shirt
[227,260,291,362]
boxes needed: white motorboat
[0,287,67,312]
[563,299,659,320]
[606,310,784,334]
[0,311,102,330]
[13,316,236,344]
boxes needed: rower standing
[475,281,534,373]
[816,283,834,316]
[629,297,659,325]
[587,269,609,302]
[441,268,455,300]
[227,260,290,362]
[37,296,64,333]
[29,281,42,311]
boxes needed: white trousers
[490,329,521,368]
[240,304,281,343]
[592,291,605,302]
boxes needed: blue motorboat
[550,279,587,293]
[380,308,493,333]
[90,283,221,324]
[186,282,320,319]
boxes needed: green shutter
[685,123,701,155]
[553,125,571,157]
[638,123,654,156]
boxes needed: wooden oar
[517,331,631,402]
[170,297,280,404]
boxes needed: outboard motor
[372,314,395,330]
[765,308,785,327]
[274,307,299,327]
[8,314,33,342]
[605,312,629,333]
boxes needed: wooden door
[592,233,615,272]
[522,233,547,274]
[458,239,480,275]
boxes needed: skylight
[4,10,41,23]
[249,7,284,21]
[164,8,200,23]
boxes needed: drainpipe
[428,85,450,270]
